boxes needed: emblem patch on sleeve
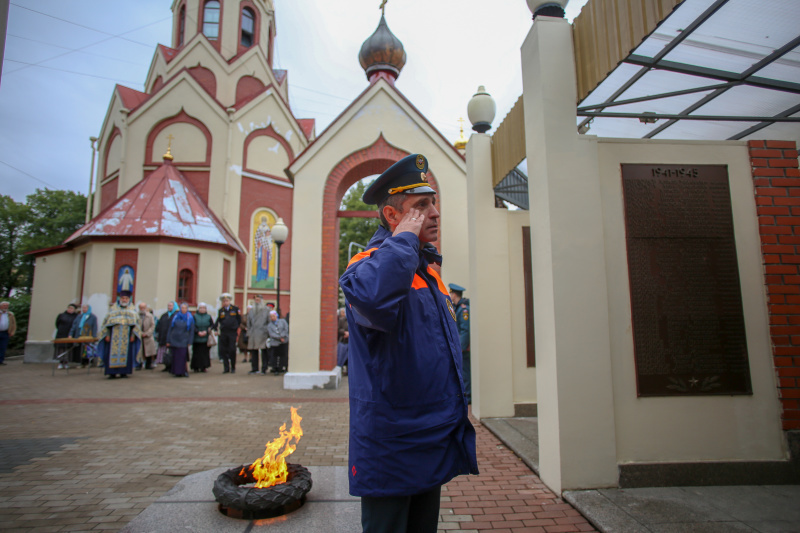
[462,309,469,321]
[447,300,456,321]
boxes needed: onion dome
[454,118,467,151]
[359,14,406,82]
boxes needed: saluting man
[214,293,241,373]
[449,283,471,404]
[340,153,478,532]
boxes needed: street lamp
[467,86,496,134]
[271,217,289,317]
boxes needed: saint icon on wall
[251,209,277,289]
[117,266,135,296]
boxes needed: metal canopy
[494,166,530,210]
[576,0,800,142]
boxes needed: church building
[26,0,470,381]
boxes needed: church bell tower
[171,0,276,65]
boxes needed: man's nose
[428,204,440,218]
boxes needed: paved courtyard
[0,357,595,532]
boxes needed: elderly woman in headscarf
[155,300,178,372]
[191,302,214,373]
[166,302,195,377]
[69,303,98,367]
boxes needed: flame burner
[213,463,312,520]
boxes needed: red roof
[66,159,243,253]
[298,118,315,140]
[158,44,179,63]
[116,85,151,111]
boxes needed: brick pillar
[750,139,800,431]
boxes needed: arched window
[177,268,194,301]
[241,7,255,48]
[178,5,186,46]
[203,1,221,40]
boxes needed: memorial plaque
[621,164,752,397]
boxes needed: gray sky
[0,0,587,202]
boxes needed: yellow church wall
[94,93,128,216]
[27,241,236,343]
[28,251,77,340]
[153,122,207,163]
[234,91,306,156]
[105,134,122,177]
[288,81,469,373]
[246,135,290,173]
[123,75,229,212]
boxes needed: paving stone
[0,358,594,532]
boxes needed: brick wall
[750,139,800,431]
[319,136,409,370]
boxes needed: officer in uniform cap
[362,153,436,206]
[341,153,478,531]
[214,293,241,373]
[448,283,471,404]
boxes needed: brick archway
[318,135,440,369]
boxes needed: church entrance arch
[317,135,440,369]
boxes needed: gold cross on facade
[380,0,387,15]
[163,133,175,161]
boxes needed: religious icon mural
[251,209,277,289]
[117,265,135,295]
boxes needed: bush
[8,293,30,352]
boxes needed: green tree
[18,189,87,291]
[338,179,379,276]
[0,195,30,298]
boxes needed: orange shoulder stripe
[426,266,449,296]
[411,274,428,290]
[346,247,379,268]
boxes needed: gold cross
[380,0,387,15]
[163,133,175,160]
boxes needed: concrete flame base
[121,466,360,532]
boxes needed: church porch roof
[65,159,243,253]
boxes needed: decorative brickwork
[750,140,800,431]
[318,136,440,370]
[100,177,119,213]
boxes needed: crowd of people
[55,292,289,380]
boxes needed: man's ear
[382,204,399,226]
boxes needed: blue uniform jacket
[339,226,479,498]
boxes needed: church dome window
[202,0,221,41]
[241,7,255,48]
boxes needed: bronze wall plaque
[621,164,752,397]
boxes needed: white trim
[241,169,293,188]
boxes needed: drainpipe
[85,136,98,223]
